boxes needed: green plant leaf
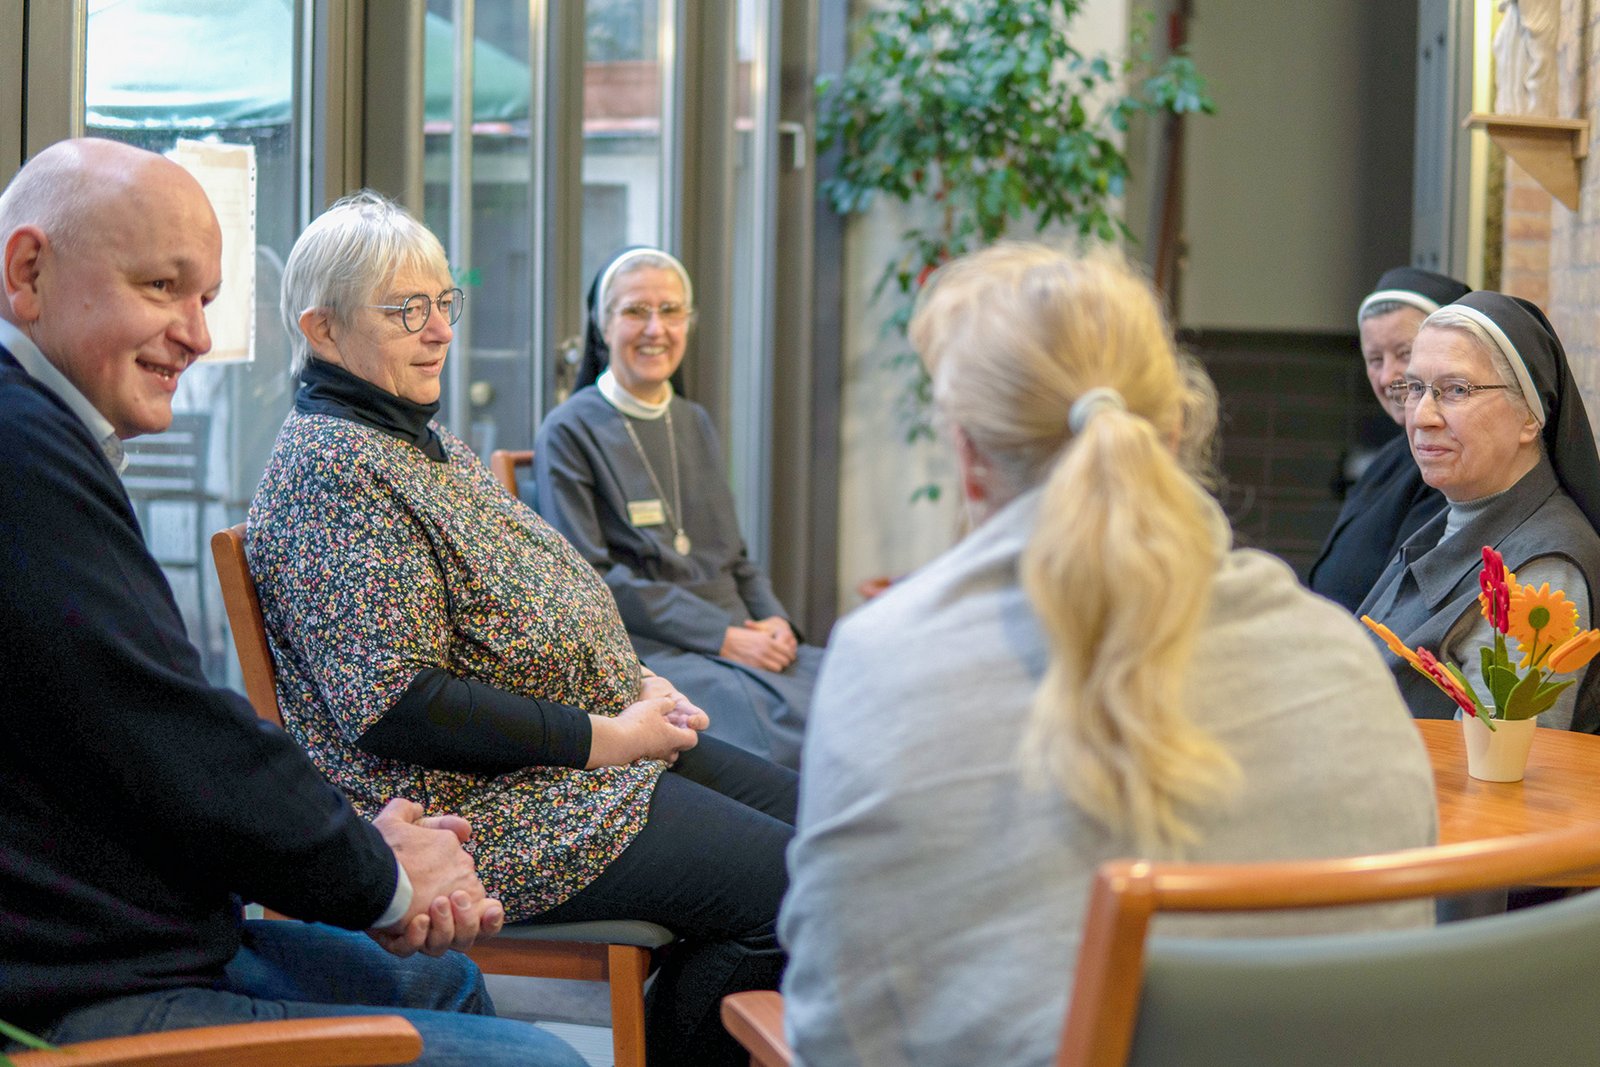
[1486,664,1519,712]
[1513,678,1576,719]
[0,1017,56,1052]
[1501,666,1547,719]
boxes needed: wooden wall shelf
[1464,112,1590,211]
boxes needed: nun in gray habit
[1358,291,1600,732]
[533,247,822,768]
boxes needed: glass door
[423,0,537,457]
[581,0,668,285]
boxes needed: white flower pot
[1461,713,1538,782]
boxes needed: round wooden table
[1418,718,1600,886]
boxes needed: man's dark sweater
[0,345,398,1025]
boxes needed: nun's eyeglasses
[1386,377,1511,406]
[616,302,694,326]
[369,288,465,333]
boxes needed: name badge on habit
[628,498,667,526]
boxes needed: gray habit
[534,386,819,767]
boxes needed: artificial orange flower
[1361,616,1425,672]
[1506,582,1579,667]
[1548,629,1600,673]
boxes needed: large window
[43,0,826,677]
[423,0,536,457]
[581,0,666,285]
[84,0,302,681]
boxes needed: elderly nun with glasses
[248,195,797,1067]
[533,247,823,769]
[1357,291,1600,732]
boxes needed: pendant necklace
[620,407,691,555]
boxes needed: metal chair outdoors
[488,449,534,503]
[8,1014,421,1066]
[210,523,672,1067]
[722,824,1600,1067]
[123,412,214,666]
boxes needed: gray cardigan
[1358,459,1600,732]
[780,489,1437,1067]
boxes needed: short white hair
[281,190,450,374]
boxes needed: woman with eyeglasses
[1358,291,1600,731]
[247,194,795,1067]
[532,247,823,769]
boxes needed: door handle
[778,121,808,171]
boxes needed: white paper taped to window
[168,139,256,364]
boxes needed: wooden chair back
[723,825,1600,1067]
[210,523,282,727]
[488,449,533,500]
[8,1014,420,1066]
[1061,824,1600,1067]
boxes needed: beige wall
[1178,0,1415,331]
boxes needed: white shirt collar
[0,317,127,472]
[597,368,672,420]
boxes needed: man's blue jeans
[31,920,585,1067]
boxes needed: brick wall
[1503,162,1552,307]
[1546,0,1600,416]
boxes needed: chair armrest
[8,1015,422,1067]
[721,991,792,1067]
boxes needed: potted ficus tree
[820,0,1213,599]
[819,0,1212,490]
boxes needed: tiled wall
[1184,329,1393,576]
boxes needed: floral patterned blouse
[247,411,663,918]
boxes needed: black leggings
[525,735,796,1067]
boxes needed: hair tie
[1068,387,1126,434]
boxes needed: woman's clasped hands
[589,672,709,768]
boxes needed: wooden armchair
[722,824,1600,1067]
[488,449,533,502]
[8,1015,420,1066]
[210,523,673,1067]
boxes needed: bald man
[0,139,582,1066]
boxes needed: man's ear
[2,226,47,322]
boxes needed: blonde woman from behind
[778,244,1438,1067]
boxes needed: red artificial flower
[1416,647,1481,720]
[1478,545,1511,633]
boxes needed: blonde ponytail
[1022,406,1237,852]
[911,243,1240,854]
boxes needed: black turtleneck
[294,357,593,773]
[296,357,448,462]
